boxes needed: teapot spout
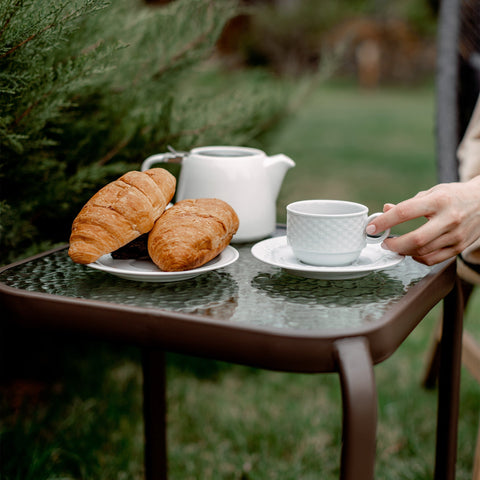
[264,154,295,199]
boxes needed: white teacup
[286,200,390,267]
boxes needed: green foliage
[0,0,290,264]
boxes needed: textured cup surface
[286,200,388,266]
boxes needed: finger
[413,189,430,199]
[387,230,461,259]
[368,197,436,235]
[366,203,395,235]
[412,246,459,266]
[381,218,452,256]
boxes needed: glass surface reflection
[0,240,430,331]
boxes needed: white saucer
[87,246,239,282]
[251,236,404,280]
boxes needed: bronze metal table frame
[0,243,463,480]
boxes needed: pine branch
[0,22,55,59]
[12,45,106,126]
[161,123,215,143]
[152,21,216,80]
[14,95,44,126]
[0,0,290,264]
[97,137,133,166]
[0,4,91,60]
[99,123,214,166]
[0,0,22,41]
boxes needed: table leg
[334,337,377,480]
[435,279,464,480]
[142,348,168,480]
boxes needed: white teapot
[141,146,295,242]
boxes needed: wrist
[466,175,480,186]
[464,175,480,203]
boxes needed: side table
[0,227,463,480]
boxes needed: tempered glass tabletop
[0,230,434,332]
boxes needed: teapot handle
[141,152,183,171]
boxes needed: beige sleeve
[458,93,480,182]
[457,94,480,265]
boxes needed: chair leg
[422,278,475,389]
[422,318,443,389]
[462,332,480,480]
[434,278,464,480]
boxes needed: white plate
[87,246,239,282]
[251,236,404,280]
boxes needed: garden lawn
[1,83,479,480]
[272,82,438,233]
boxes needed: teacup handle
[366,212,390,243]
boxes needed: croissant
[69,168,176,264]
[148,198,239,271]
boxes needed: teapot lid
[190,146,264,158]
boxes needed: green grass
[271,82,437,234]
[1,83,479,480]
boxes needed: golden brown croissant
[148,198,239,271]
[69,168,176,264]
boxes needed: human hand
[366,176,480,265]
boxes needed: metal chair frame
[423,1,480,478]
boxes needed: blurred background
[1,1,479,479]
[1,0,440,264]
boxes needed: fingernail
[366,224,376,235]
[381,242,391,250]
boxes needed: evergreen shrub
[0,0,290,263]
